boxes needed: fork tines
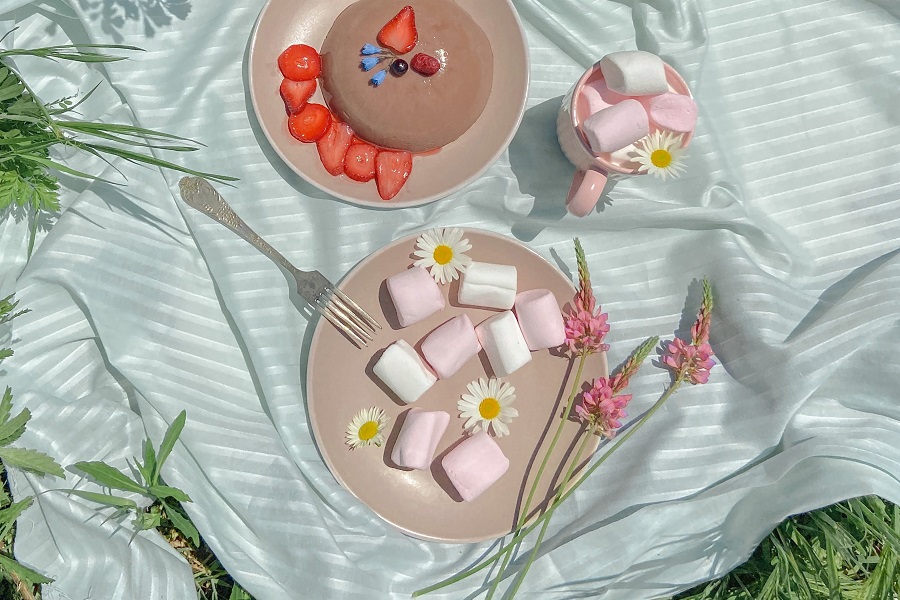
[315,286,381,347]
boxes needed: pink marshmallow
[581,99,649,154]
[642,92,697,134]
[514,289,565,351]
[442,431,510,502]
[421,314,481,379]
[391,409,450,470]
[386,267,445,328]
[577,80,629,118]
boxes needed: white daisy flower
[413,227,473,285]
[633,130,687,180]
[345,406,389,450]
[457,378,518,438]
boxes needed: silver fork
[177,177,380,347]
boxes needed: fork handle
[179,177,303,277]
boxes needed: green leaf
[229,583,253,600]
[0,553,53,585]
[0,387,12,425]
[154,410,186,479]
[162,500,199,547]
[72,461,146,494]
[0,348,12,361]
[143,441,157,487]
[0,407,30,447]
[0,497,33,539]
[133,508,162,531]
[64,489,138,510]
[148,484,191,503]
[0,447,64,478]
[133,457,151,487]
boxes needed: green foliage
[70,410,196,544]
[0,38,236,221]
[676,496,900,600]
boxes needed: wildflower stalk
[412,381,682,598]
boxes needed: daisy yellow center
[433,245,454,265]
[358,421,379,441]
[650,149,673,168]
[479,398,501,420]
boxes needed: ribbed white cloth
[1,0,899,598]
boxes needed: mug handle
[566,168,608,217]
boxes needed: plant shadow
[73,0,192,43]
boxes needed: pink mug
[556,60,694,217]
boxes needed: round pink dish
[306,230,607,543]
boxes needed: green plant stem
[506,429,595,597]
[26,206,37,259]
[413,376,685,598]
[485,352,589,599]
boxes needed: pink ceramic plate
[306,230,607,543]
[248,0,529,208]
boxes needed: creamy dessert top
[320,0,494,152]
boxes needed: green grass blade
[72,460,146,494]
[155,410,186,477]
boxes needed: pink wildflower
[663,278,716,385]
[565,238,610,356]
[575,377,632,439]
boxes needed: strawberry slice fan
[275,5,442,201]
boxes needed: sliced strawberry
[316,120,354,175]
[344,143,378,182]
[377,6,417,55]
[278,44,321,81]
[375,151,412,200]
[280,79,317,115]
[288,103,331,143]
[410,53,441,76]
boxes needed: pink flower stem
[412,375,685,598]
[484,352,588,600]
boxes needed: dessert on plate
[276,0,494,201]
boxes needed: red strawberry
[278,44,321,81]
[288,103,331,143]
[377,6,417,55]
[410,53,440,76]
[375,151,412,200]
[280,79,317,115]
[344,143,378,182]
[316,120,354,175]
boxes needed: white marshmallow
[458,262,517,310]
[475,311,532,377]
[599,51,669,96]
[372,340,436,404]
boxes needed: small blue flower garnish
[360,57,380,71]
[361,43,383,56]
[371,69,388,87]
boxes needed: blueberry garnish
[390,59,409,77]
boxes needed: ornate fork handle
[178,177,302,277]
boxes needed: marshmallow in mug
[641,92,697,134]
[514,289,565,351]
[582,99,649,154]
[390,409,450,471]
[385,267,445,328]
[442,431,510,502]
[420,314,482,379]
[599,50,669,96]
[475,311,532,377]
[372,339,436,404]
[458,261,517,310]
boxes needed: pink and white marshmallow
[372,340,436,404]
[475,311,532,377]
[458,262,517,310]
[514,289,565,351]
[641,92,697,134]
[599,50,669,96]
[442,431,510,502]
[391,409,450,471]
[386,267,445,328]
[421,314,481,379]
[582,99,649,154]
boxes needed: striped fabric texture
[1,0,899,598]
